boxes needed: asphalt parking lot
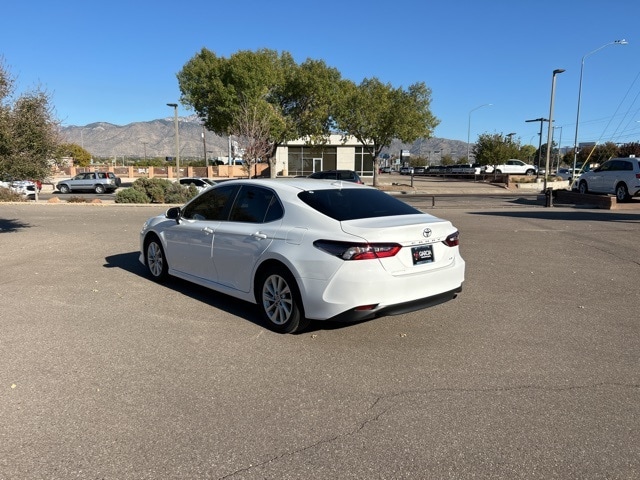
[1,201,639,479]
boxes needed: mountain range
[60,116,470,163]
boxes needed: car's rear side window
[298,188,420,221]
[229,186,283,223]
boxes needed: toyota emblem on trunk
[422,228,432,238]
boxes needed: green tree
[56,143,92,166]
[177,48,342,177]
[594,142,620,163]
[519,144,537,163]
[618,142,640,158]
[334,78,439,186]
[440,154,455,166]
[577,141,619,166]
[0,59,59,181]
[472,133,521,165]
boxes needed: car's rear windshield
[298,188,421,221]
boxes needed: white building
[275,134,374,177]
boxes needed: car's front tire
[257,266,309,334]
[95,184,105,194]
[578,181,589,195]
[616,183,630,202]
[525,169,535,176]
[58,184,70,194]
[145,235,168,282]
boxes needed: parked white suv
[577,156,640,202]
[491,159,537,175]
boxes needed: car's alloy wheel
[145,236,168,281]
[616,183,630,202]
[59,185,70,194]
[95,184,105,194]
[258,267,309,334]
[578,181,588,195]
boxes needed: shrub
[117,178,197,204]
[67,196,90,203]
[0,187,26,202]
[115,188,151,204]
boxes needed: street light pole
[201,124,208,168]
[525,117,549,180]
[544,69,565,195]
[572,39,627,188]
[467,103,492,162]
[553,126,563,172]
[167,103,180,180]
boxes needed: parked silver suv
[577,156,640,202]
[56,172,119,194]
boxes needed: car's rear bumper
[328,285,463,323]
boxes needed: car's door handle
[202,227,214,235]
[252,232,268,239]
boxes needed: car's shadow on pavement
[470,209,640,222]
[104,251,354,334]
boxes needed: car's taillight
[443,231,460,247]
[636,173,640,179]
[314,240,401,260]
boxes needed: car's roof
[213,177,369,193]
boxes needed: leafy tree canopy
[0,59,59,181]
[333,78,439,185]
[472,133,522,165]
[56,143,92,167]
[177,48,343,157]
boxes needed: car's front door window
[182,184,239,221]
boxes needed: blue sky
[2,0,640,148]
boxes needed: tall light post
[526,117,549,180]
[572,39,628,187]
[167,103,180,180]
[201,124,209,168]
[544,69,565,195]
[552,126,563,172]
[467,103,492,162]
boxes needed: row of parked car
[53,173,219,194]
[398,160,539,176]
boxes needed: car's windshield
[298,188,421,221]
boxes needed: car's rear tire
[145,235,168,282]
[95,184,105,194]
[495,169,502,174]
[616,183,630,202]
[578,181,588,195]
[257,266,309,334]
[59,184,70,194]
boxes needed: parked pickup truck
[486,159,537,175]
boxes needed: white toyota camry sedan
[139,178,465,333]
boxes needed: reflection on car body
[307,170,364,184]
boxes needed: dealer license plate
[411,244,434,265]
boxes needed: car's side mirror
[166,206,181,223]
